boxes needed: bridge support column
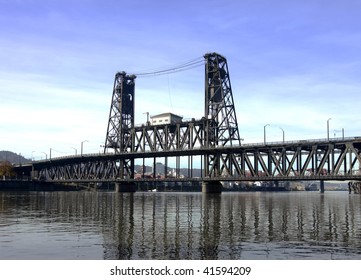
[115,182,137,193]
[202,181,223,193]
[320,180,325,193]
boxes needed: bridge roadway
[14,136,361,185]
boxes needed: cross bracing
[21,137,361,183]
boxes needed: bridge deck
[14,136,361,183]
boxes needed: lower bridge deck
[14,137,361,191]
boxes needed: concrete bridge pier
[320,180,325,193]
[202,181,223,193]
[115,182,137,193]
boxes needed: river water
[0,191,360,260]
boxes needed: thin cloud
[1,0,361,156]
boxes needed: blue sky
[1,0,361,159]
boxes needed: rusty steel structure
[14,52,361,191]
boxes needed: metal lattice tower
[104,71,136,178]
[204,52,241,147]
[204,53,241,179]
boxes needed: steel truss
[104,71,136,179]
[100,52,243,179]
[132,119,207,152]
[213,139,361,180]
[35,138,361,182]
[204,53,241,178]
[17,52,361,184]
[204,53,240,146]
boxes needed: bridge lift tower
[103,52,241,192]
[104,71,136,190]
[203,53,241,191]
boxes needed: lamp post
[81,140,89,156]
[264,124,270,144]
[327,118,332,141]
[144,112,149,125]
[279,127,285,143]
[31,151,35,161]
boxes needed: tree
[0,161,15,178]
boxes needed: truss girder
[38,160,120,182]
[32,139,361,183]
[132,120,207,153]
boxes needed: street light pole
[143,112,149,125]
[264,124,270,144]
[327,118,332,141]
[81,140,89,156]
[279,127,285,143]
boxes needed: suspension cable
[133,56,205,77]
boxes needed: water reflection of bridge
[2,192,361,259]
[14,53,361,192]
[102,192,361,259]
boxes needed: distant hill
[0,151,30,164]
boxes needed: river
[0,191,360,259]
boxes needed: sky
[1,0,361,160]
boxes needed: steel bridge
[15,53,361,192]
